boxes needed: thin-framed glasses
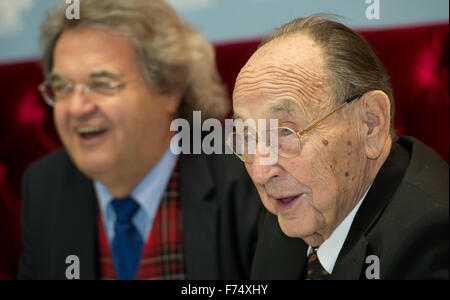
[38,74,126,107]
[227,94,362,164]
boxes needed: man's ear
[359,90,391,159]
[163,90,182,115]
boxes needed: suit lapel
[179,154,219,279]
[51,162,98,280]
[331,236,368,280]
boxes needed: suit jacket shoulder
[19,148,98,280]
[361,137,449,279]
[178,153,263,279]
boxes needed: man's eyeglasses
[38,75,126,107]
[227,94,362,164]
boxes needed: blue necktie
[111,197,144,280]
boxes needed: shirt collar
[307,184,372,274]
[94,148,178,220]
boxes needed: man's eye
[51,82,71,92]
[90,81,115,89]
[279,128,293,137]
[244,134,256,144]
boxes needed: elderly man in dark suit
[19,0,261,280]
[230,15,448,280]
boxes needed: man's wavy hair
[260,14,397,138]
[40,0,229,121]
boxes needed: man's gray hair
[40,0,229,121]
[260,14,397,138]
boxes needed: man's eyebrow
[231,100,302,120]
[46,71,123,81]
[47,73,65,81]
[266,99,303,117]
[89,70,122,79]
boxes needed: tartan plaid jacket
[18,150,262,280]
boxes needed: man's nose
[67,85,97,118]
[247,144,282,185]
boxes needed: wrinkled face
[52,27,176,184]
[233,34,369,246]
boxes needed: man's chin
[277,216,320,241]
[277,216,304,238]
[72,156,116,181]
[302,233,325,247]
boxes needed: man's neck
[100,158,159,198]
[98,143,172,198]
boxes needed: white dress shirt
[94,148,178,244]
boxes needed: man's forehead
[233,33,330,120]
[53,27,138,76]
[245,33,324,70]
[234,33,326,98]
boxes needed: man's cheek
[301,150,330,183]
[259,191,276,214]
[54,110,69,135]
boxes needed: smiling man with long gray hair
[19,0,261,280]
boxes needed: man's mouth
[76,126,108,143]
[274,194,303,213]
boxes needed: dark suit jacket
[18,149,262,280]
[252,136,449,280]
